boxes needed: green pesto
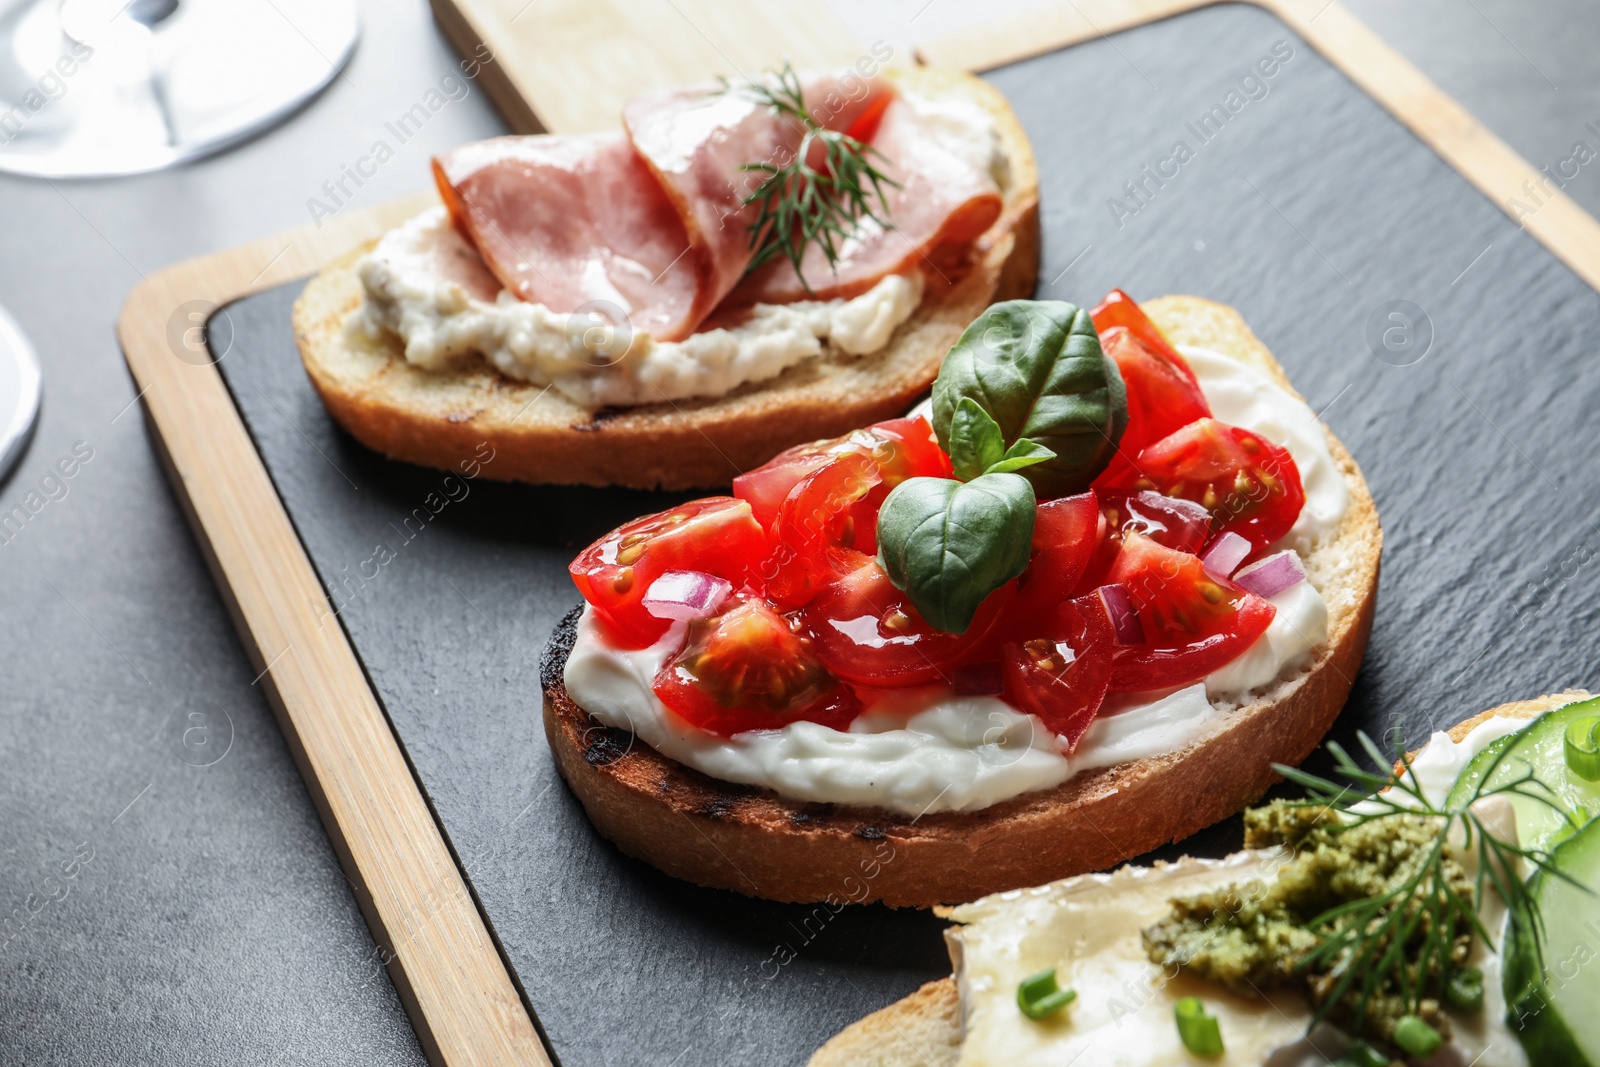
[1142,801,1476,1043]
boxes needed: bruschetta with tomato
[542,292,1380,906]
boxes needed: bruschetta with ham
[292,65,1038,489]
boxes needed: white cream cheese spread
[1383,715,1533,809]
[562,342,1351,815]
[353,206,925,409]
[945,717,1533,1067]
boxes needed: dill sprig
[726,62,897,293]
[1273,731,1578,1039]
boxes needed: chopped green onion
[1016,968,1077,1020]
[1565,716,1600,781]
[1394,1015,1443,1058]
[1334,1040,1390,1067]
[1174,996,1224,1057]
[1445,965,1485,1013]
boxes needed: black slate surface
[210,5,1600,1064]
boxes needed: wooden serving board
[428,0,863,134]
[117,2,1600,1065]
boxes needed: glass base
[0,304,40,487]
[0,0,359,179]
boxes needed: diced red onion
[1201,531,1252,580]
[1232,550,1306,599]
[1097,584,1144,646]
[951,661,1005,696]
[642,570,732,621]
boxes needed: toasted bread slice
[805,689,1591,1067]
[291,67,1039,490]
[540,296,1383,907]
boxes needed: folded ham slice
[731,91,1003,306]
[621,72,890,335]
[433,133,700,341]
[430,70,1001,343]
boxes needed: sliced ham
[732,91,1003,305]
[621,72,890,335]
[433,133,700,341]
[429,70,1001,342]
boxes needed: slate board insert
[212,4,1600,1064]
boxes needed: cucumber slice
[1502,817,1600,1066]
[1446,696,1600,852]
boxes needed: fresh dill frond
[724,62,897,293]
[1271,730,1576,1039]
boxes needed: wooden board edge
[427,0,546,135]
[914,0,1213,71]
[115,203,550,1067]
[915,0,1600,297]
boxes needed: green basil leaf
[876,473,1036,634]
[986,439,1056,476]
[948,397,1005,481]
[932,300,1128,498]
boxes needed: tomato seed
[611,567,634,594]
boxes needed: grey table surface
[0,1,1596,1063]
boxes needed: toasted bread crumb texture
[809,979,961,1067]
[807,692,1592,1067]
[542,296,1383,907]
[292,67,1040,490]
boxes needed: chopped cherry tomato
[1072,490,1211,594]
[1091,289,1191,367]
[802,560,1012,687]
[1090,290,1210,487]
[1071,509,1118,598]
[1099,490,1211,555]
[569,497,768,647]
[839,416,954,557]
[760,452,879,607]
[755,418,952,607]
[733,438,848,535]
[1000,593,1114,750]
[1012,493,1100,629]
[1102,419,1305,552]
[1105,532,1275,692]
[733,417,950,533]
[652,597,861,736]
